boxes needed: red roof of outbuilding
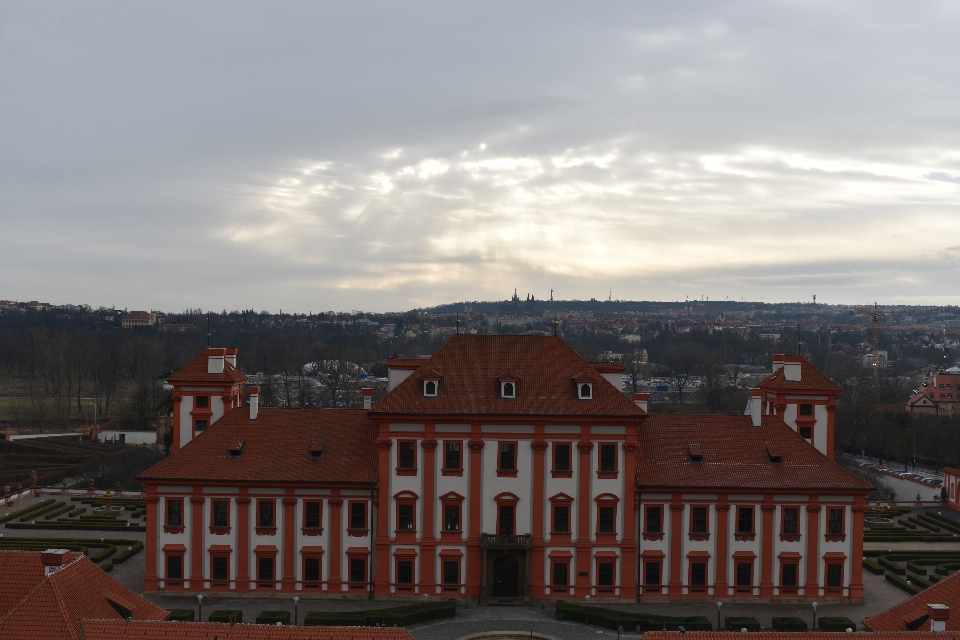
[138,407,377,484]
[373,335,644,418]
[82,620,415,640]
[758,358,841,392]
[0,553,167,640]
[637,414,872,491]
[166,348,247,384]
[864,569,960,631]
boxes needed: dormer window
[579,383,593,400]
[501,381,516,399]
[423,380,438,397]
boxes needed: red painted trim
[805,503,820,597]
[576,437,593,594]
[668,500,683,595]
[531,437,547,597]
[375,437,392,594]
[328,497,343,593]
[282,494,296,589]
[715,500,729,596]
[622,441,638,593]
[466,434,484,597]
[144,490,159,591]
[422,434,437,593]
[759,502,775,597]
[236,494,250,592]
[850,499,865,599]
[189,493,204,590]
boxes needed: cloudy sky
[3,2,960,313]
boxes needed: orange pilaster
[850,500,866,600]
[328,497,343,593]
[531,438,548,598]
[375,438,393,595]
[669,500,684,595]
[622,441,639,595]
[760,503,776,597]
[421,436,438,594]
[576,439,594,596]
[826,404,837,461]
[715,500,729,597]
[467,436,484,598]
[189,493,204,590]
[282,495,297,590]
[236,495,250,592]
[144,491,159,591]
[805,504,821,597]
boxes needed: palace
[139,335,871,602]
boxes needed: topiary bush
[772,617,808,631]
[256,611,291,625]
[166,609,194,622]
[208,610,242,623]
[819,616,857,632]
[863,559,884,575]
[725,616,760,631]
[886,573,923,595]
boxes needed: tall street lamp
[293,596,299,625]
[197,594,203,622]
[585,594,590,625]
[716,602,722,631]
[812,602,818,631]
[422,593,429,624]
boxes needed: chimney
[928,604,950,632]
[783,355,802,382]
[207,348,226,375]
[750,388,763,427]
[224,348,238,368]
[771,355,785,373]
[362,387,373,410]
[632,393,649,412]
[41,549,71,576]
[248,386,260,421]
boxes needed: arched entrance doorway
[491,554,519,598]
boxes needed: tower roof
[166,347,247,384]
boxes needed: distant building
[862,350,888,370]
[121,310,158,329]
[906,367,960,415]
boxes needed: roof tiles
[758,358,841,392]
[373,335,644,418]
[864,569,960,631]
[166,347,247,384]
[139,408,377,484]
[82,620,415,640]
[637,414,873,491]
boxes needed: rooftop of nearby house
[758,355,841,393]
[81,620,415,640]
[166,347,247,384]
[637,414,873,491]
[864,571,960,631]
[373,334,645,418]
[138,407,377,484]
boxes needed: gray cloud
[2,2,960,311]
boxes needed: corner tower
[166,347,246,452]
[756,354,840,460]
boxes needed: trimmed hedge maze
[554,602,711,631]
[864,547,960,594]
[304,601,456,627]
[0,536,143,571]
[865,511,960,543]
[1,497,145,532]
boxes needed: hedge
[886,573,923,595]
[43,504,74,520]
[112,541,144,565]
[772,617,808,631]
[863,559,884,575]
[725,617,761,632]
[819,617,857,632]
[553,602,710,632]
[166,609,195,622]
[68,507,86,517]
[878,556,906,575]
[256,611,291,625]
[305,601,456,628]
[4,521,145,532]
[208,610,242,623]
[907,560,928,576]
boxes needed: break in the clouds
[2,2,960,312]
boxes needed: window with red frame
[782,507,799,535]
[166,498,183,526]
[498,504,515,535]
[781,562,798,588]
[444,442,461,470]
[303,556,321,588]
[553,505,570,533]
[349,502,367,530]
[349,558,366,583]
[257,556,274,586]
[735,562,752,589]
[397,441,417,470]
[644,560,660,586]
[258,500,275,528]
[690,561,707,588]
[195,395,209,408]
[166,553,184,584]
[397,502,416,532]
[598,444,617,473]
[645,506,662,533]
[799,425,812,440]
[799,403,813,416]
[828,508,844,535]
[552,561,569,587]
[443,504,460,532]
[499,443,516,471]
[304,500,322,530]
[442,561,459,585]
[598,505,616,534]
[194,419,207,433]
[597,561,615,587]
[736,506,753,534]
[826,562,843,588]
[691,506,708,534]
[553,443,571,471]
[396,559,414,586]
[211,555,229,585]
[211,500,229,529]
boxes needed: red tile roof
[139,408,378,484]
[386,358,429,370]
[864,570,960,631]
[166,348,247,384]
[0,553,167,640]
[373,335,644,418]
[758,358,841,392]
[82,620,415,640]
[0,551,68,621]
[637,414,873,491]
[646,634,953,640]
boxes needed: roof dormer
[421,368,442,398]
[572,372,593,400]
[497,370,520,399]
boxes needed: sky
[2,2,960,313]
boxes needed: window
[499,443,516,471]
[444,504,460,532]
[442,561,459,585]
[501,381,515,398]
[304,557,321,585]
[736,562,752,587]
[194,419,207,432]
[398,441,416,470]
[166,499,183,526]
[644,561,661,585]
[782,562,798,588]
[349,558,366,583]
[646,506,662,533]
[553,562,569,586]
[258,500,275,528]
[691,507,708,534]
[828,508,844,537]
[690,561,707,587]
[212,500,229,528]
[782,507,799,535]
[579,383,593,400]
[599,444,617,474]
[554,443,571,471]
[799,426,812,440]
[799,403,812,416]
[304,501,322,530]
[553,505,570,533]
[195,395,209,408]
[737,507,753,534]
[167,554,183,581]
[598,562,615,587]
[211,556,229,583]
[423,380,437,397]
[498,505,515,535]
[826,562,843,588]
[350,502,367,530]
[258,556,274,583]
[396,560,413,585]
[444,442,461,470]
[598,506,615,533]
[397,504,415,531]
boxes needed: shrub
[112,541,143,565]
[818,616,857,632]
[907,561,928,576]
[101,563,113,572]
[725,617,760,631]
[208,610,242,624]
[166,609,195,622]
[886,573,923,595]
[863,559,884,575]
[256,611,291,625]
[772,617,808,631]
[89,545,117,562]
[553,602,708,631]
[43,504,74,520]
[878,556,906,575]
[304,612,368,627]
